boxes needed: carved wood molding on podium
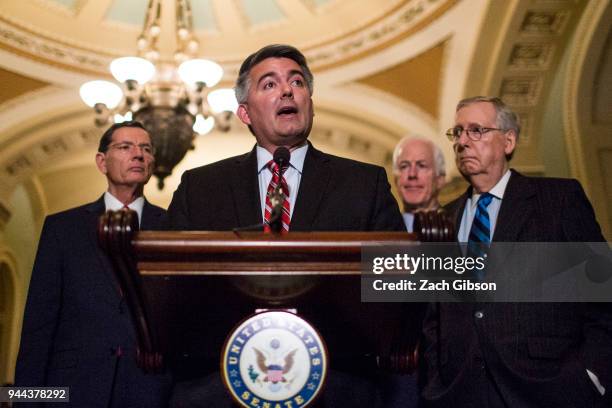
[98,209,454,374]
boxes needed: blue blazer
[15,196,172,407]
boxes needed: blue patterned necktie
[468,193,494,280]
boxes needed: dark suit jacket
[15,196,172,408]
[166,144,417,408]
[420,170,612,407]
[168,144,405,232]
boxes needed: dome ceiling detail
[0,0,454,77]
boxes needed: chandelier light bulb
[150,24,161,37]
[136,36,148,50]
[110,57,156,84]
[178,59,223,88]
[178,27,189,39]
[187,39,199,53]
[207,88,239,114]
[193,114,215,135]
[174,51,187,63]
[79,80,123,109]
[146,49,160,61]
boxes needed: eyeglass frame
[107,141,156,156]
[445,126,507,142]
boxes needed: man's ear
[435,174,446,190]
[504,130,517,156]
[95,152,107,175]
[236,104,251,126]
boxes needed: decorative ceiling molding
[307,0,456,71]
[460,0,588,175]
[563,0,612,238]
[0,67,49,106]
[0,0,456,79]
[0,18,111,76]
[357,41,446,119]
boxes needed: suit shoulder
[520,174,584,195]
[531,176,581,189]
[444,193,466,213]
[322,153,385,174]
[145,202,166,213]
[44,202,94,223]
[182,152,250,178]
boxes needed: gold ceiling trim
[356,40,447,119]
[0,23,112,77]
[0,67,50,106]
[309,0,457,72]
[0,14,116,57]
[0,0,456,77]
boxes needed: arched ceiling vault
[0,0,603,218]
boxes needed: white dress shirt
[458,169,511,243]
[257,144,308,221]
[104,192,144,226]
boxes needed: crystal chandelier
[79,0,237,189]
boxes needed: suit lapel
[228,146,262,227]
[84,196,122,306]
[492,170,536,242]
[290,144,331,231]
[452,192,469,239]
[141,199,164,229]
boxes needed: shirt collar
[469,169,511,207]
[104,191,144,224]
[256,143,309,174]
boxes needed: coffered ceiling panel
[357,41,445,119]
[0,68,49,105]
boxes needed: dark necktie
[468,193,493,280]
[263,160,290,233]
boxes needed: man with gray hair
[420,96,611,407]
[393,137,446,232]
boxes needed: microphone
[232,147,292,234]
[273,146,290,170]
[267,147,291,232]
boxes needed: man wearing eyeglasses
[15,121,172,407]
[420,96,611,407]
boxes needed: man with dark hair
[169,44,403,232]
[420,96,612,407]
[15,121,171,407]
[168,44,413,407]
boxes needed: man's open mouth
[277,106,298,116]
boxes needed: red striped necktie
[263,160,290,233]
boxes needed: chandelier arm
[81,0,236,190]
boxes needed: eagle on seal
[254,348,297,383]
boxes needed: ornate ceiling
[0,0,608,231]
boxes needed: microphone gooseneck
[268,147,292,232]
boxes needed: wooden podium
[98,210,453,380]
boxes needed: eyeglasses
[445,127,505,142]
[108,142,155,156]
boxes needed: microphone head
[273,147,291,167]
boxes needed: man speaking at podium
[167,45,415,407]
[167,44,404,233]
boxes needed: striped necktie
[467,193,493,280]
[263,160,290,233]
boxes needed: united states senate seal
[221,310,328,408]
